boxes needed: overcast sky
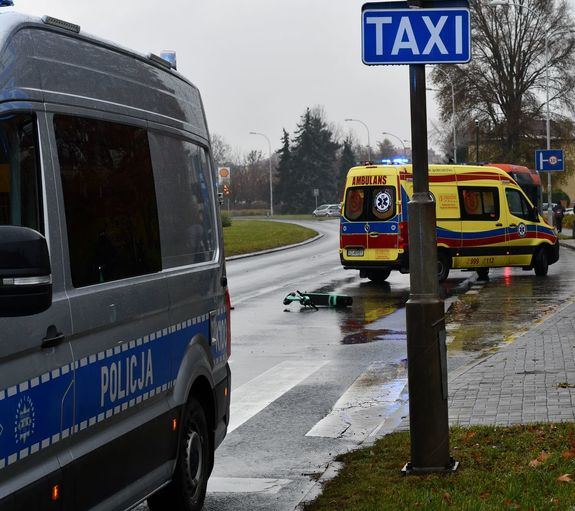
[9,0,575,159]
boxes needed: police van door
[49,111,172,508]
[0,111,74,509]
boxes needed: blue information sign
[362,7,471,65]
[535,149,564,172]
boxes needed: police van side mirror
[530,206,540,223]
[0,226,52,317]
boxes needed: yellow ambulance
[339,164,559,282]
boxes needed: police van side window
[0,114,42,232]
[459,187,500,221]
[148,132,217,267]
[505,188,534,220]
[54,115,161,287]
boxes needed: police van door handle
[42,325,65,349]
[509,223,517,228]
[495,223,503,227]
[368,232,379,237]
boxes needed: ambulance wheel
[437,253,450,282]
[366,269,391,282]
[147,397,210,511]
[477,268,489,280]
[533,249,549,276]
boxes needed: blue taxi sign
[362,5,471,65]
[535,149,564,172]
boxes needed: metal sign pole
[402,63,455,474]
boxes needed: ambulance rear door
[366,185,400,259]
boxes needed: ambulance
[340,164,559,282]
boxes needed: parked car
[326,204,341,217]
[313,204,334,216]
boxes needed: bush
[221,211,232,227]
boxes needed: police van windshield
[0,113,42,232]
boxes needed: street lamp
[475,119,480,162]
[344,118,371,161]
[488,0,553,224]
[435,67,457,163]
[249,131,274,217]
[381,131,407,157]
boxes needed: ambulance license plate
[347,248,364,257]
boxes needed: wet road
[135,220,575,511]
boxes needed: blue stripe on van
[0,309,227,471]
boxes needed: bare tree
[432,0,575,163]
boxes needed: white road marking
[228,360,328,433]
[208,477,292,494]
[305,362,407,441]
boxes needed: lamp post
[381,131,407,157]
[345,118,371,161]
[489,0,552,225]
[435,68,457,163]
[249,131,274,217]
[474,119,479,162]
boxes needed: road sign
[362,5,471,65]
[535,149,564,172]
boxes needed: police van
[340,163,559,282]
[0,12,230,511]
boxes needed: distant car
[313,204,334,216]
[326,204,341,217]
[566,207,574,215]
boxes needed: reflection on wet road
[446,253,575,356]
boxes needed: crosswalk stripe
[228,360,327,433]
[305,361,407,440]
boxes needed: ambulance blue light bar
[0,1,14,7]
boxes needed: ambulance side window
[505,188,532,221]
[55,115,162,287]
[458,187,500,220]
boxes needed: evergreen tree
[338,137,356,199]
[288,108,340,213]
[274,129,293,213]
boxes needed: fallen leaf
[556,474,572,483]
[463,431,476,442]
[537,451,550,462]
[529,459,541,468]
[562,449,575,460]
[443,492,452,504]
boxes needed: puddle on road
[342,329,406,345]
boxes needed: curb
[225,232,324,261]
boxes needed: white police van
[0,11,231,511]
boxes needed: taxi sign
[362,4,471,65]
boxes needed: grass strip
[223,220,317,257]
[305,423,575,511]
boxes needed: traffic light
[223,184,230,196]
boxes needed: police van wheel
[437,253,450,282]
[533,249,549,276]
[148,397,210,511]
